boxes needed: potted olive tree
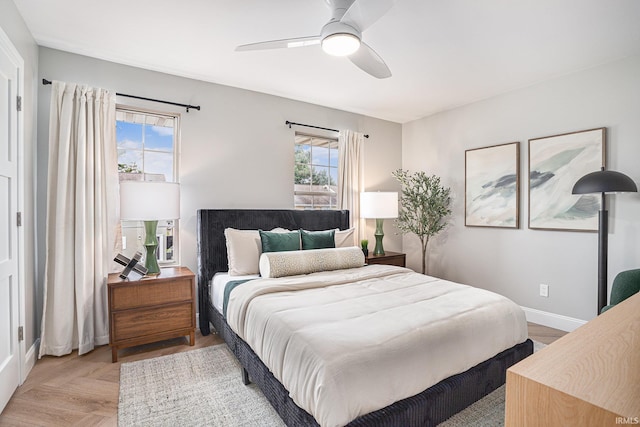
[392,169,452,275]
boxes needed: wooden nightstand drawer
[366,251,406,267]
[110,278,193,310]
[112,303,193,341]
[108,266,196,362]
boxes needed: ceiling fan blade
[349,42,391,79]
[236,35,321,52]
[340,0,396,32]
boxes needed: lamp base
[144,220,160,275]
[373,218,385,256]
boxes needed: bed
[197,209,533,426]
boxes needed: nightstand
[365,251,406,267]
[108,266,196,362]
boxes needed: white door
[0,30,21,413]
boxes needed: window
[294,133,338,210]
[116,106,180,264]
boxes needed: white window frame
[116,105,181,266]
[294,132,339,210]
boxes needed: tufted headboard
[196,209,350,334]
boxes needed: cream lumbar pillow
[259,246,365,278]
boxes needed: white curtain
[39,81,119,357]
[338,130,365,242]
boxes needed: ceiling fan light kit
[236,0,395,78]
[322,33,361,56]
[320,19,361,56]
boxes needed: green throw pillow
[300,229,336,250]
[259,230,301,253]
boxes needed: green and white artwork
[465,142,520,228]
[528,128,605,231]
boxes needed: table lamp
[572,167,637,313]
[120,181,180,275]
[360,192,399,256]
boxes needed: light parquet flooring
[0,331,222,427]
[0,324,564,426]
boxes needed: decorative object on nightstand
[108,266,196,362]
[360,192,398,256]
[360,239,369,257]
[113,251,147,280]
[572,167,637,314]
[393,169,451,275]
[120,181,180,275]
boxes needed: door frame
[0,25,26,384]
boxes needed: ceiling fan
[235,0,396,79]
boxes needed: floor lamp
[572,167,637,314]
[120,181,180,275]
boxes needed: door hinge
[16,95,22,112]
[18,326,24,341]
[17,212,22,227]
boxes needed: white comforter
[226,264,528,427]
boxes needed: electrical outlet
[122,236,127,250]
[539,284,549,297]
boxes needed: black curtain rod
[42,79,201,112]
[285,120,369,138]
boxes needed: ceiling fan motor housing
[321,20,361,41]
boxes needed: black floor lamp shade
[572,167,637,314]
[572,168,638,194]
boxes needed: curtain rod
[285,120,369,138]
[42,79,201,113]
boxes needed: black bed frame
[196,209,533,426]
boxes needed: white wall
[402,55,640,323]
[0,0,39,350]
[36,47,403,315]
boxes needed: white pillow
[224,228,289,275]
[259,246,365,278]
[335,227,356,248]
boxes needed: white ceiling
[13,0,640,123]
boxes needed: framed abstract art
[528,128,605,231]
[465,142,520,228]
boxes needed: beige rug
[118,345,284,426]
[119,341,545,426]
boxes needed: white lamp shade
[360,192,398,219]
[120,181,180,221]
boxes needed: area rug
[119,341,546,426]
[118,345,285,426]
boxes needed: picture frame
[465,141,520,228]
[528,127,606,231]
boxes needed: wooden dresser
[505,291,640,426]
[108,266,195,362]
[365,251,406,267]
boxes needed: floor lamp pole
[597,192,608,314]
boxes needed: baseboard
[521,306,587,332]
[22,338,40,384]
